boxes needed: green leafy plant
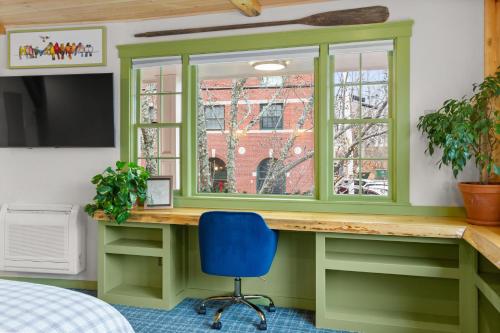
[85,161,150,224]
[417,69,500,184]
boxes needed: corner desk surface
[94,208,500,268]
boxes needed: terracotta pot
[458,182,500,226]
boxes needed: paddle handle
[135,19,297,37]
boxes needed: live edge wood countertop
[94,208,500,268]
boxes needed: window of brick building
[205,105,225,131]
[260,103,283,130]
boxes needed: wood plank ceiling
[0,0,327,28]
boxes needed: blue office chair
[196,211,279,331]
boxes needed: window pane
[360,84,388,119]
[138,127,180,158]
[360,123,388,159]
[334,85,360,119]
[139,85,181,124]
[334,159,360,194]
[159,128,180,158]
[161,94,182,123]
[334,53,360,84]
[159,159,180,190]
[138,158,180,190]
[197,52,315,196]
[360,160,388,196]
[334,124,360,159]
[139,94,159,124]
[138,127,158,159]
[138,158,159,176]
[361,51,388,83]
[140,65,182,93]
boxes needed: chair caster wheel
[267,304,276,312]
[257,321,267,330]
[211,321,222,330]
[197,305,206,315]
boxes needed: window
[134,58,182,189]
[195,48,316,196]
[260,76,284,87]
[260,103,284,130]
[123,23,411,211]
[256,158,286,194]
[209,157,227,192]
[332,43,392,197]
[204,105,225,130]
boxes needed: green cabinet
[98,222,187,309]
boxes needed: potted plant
[417,69,500,225]
[85,161,150,224]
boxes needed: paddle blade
[300,6,389,26]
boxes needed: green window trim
[117,20,463,217]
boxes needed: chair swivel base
[196,278,276,331]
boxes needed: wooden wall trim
[485,0,500,182]
[485,0,500,76]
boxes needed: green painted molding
[117,20,413,59]
[0,276,97,290]
[174,195,465,217]
[120,57,133,161]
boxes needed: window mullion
[317,44,330,201]
[133,69,141,162]
[358,54,363,194]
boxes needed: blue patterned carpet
[77,290,349,333]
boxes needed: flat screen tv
[0,73,114,147]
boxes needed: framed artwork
[8,27,106,69]
[145,176,174,209]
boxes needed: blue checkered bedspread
[0,279,134,333]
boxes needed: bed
[0,279,134,333]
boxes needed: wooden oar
[135,6,389,38]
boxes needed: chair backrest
[198,211,278,278]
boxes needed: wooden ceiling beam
[230,0,262,16]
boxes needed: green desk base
[97,222,499,333]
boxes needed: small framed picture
[145,176,173,209]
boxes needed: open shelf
[325,252,459,279]
[105,239,163,256]
[322,269,459,333]
[476,254,500,313]
[107,284,162,299]
[324,306,459,333]
[104,253,163,302]
[322,235,459,279]
[105,225,164,256]
[478,292,500,333]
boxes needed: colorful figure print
[16,35,97,62]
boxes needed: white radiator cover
[0,204,86,274]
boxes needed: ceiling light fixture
[252,60,287,71]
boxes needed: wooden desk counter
[94,207,467,238]
[463,225,500,269]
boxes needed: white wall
[0,0,483,281]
